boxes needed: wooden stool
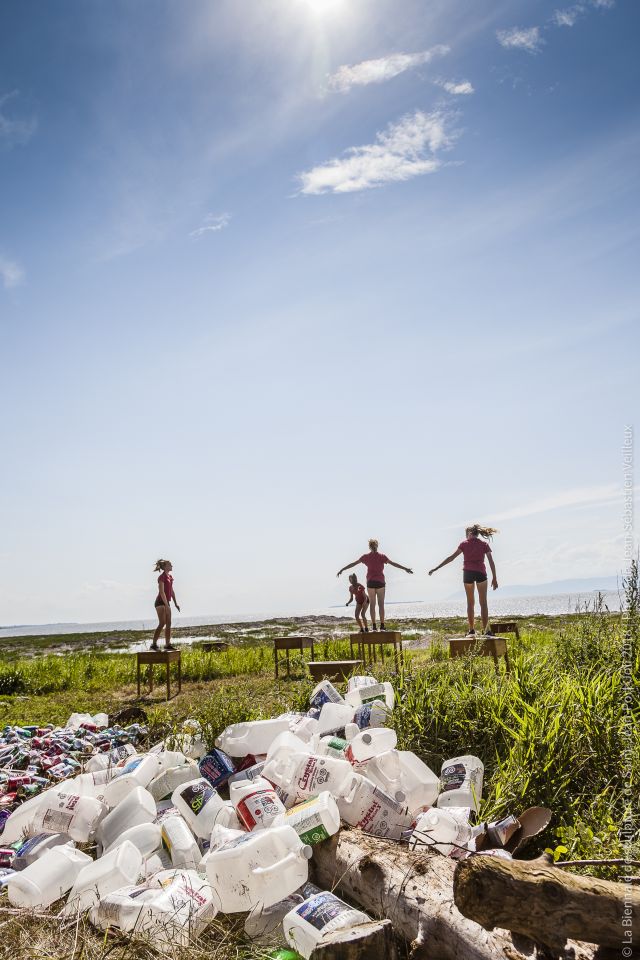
[490,621,520,640]
[199,641,229,653]
[448,636,510,673]
[308,660,363,683]
[273,636,315,678]
[136,650,182,700]
[350,631,404,672]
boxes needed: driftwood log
[310,918,398,960]
[312,831,600,960]
[454,851,640,951]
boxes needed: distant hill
[447,576,619,599]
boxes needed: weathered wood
[454,851,640,951]
[312,830,599,960]
[310,918,397,960]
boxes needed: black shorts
[367,580,385,589]
[155,598,169,608]
[463,571,487,584]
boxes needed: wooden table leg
[311,643,315,662]
[137,660,141,698]
[166,662,171,701]
[491,647,499,673]
[149,664,154,693]
[178,655,182,693]
[274,646,279,679]
[286,649,290,678]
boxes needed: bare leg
[355,604,363,629]
[464,582,475,632]
[477,579,489,630]
[362,599,369,628]
[377,587,386,628]
[153,607,166,647]
[164,607,172,647]
[367,587,377,627]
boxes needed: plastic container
[227,759,267,787]
[264,749,355,802]
[273,792,340,845]
[0,792,47,844]
[345,681,395,710]
[244,883,320,945]
[283,891,370,959]
[216,719,291,758]
[103,821,163,859]
[148,760,199,801]
[346,675,378,693]
[337,773,411,839]
[313,735,349,760]
[171,778,226,839]
[154,749,190,773]
[103,754,161,807]
[96,786,156,851]
[230,777,286,831]
[161,814,200,869]
[409,807,473,857]
[352,700,392,730]
[283,714,319,742]
[309,680,345,711]
[317,702,354,736]
[363,750,440,812]
[30,790,106,843]
[345,728,397,764]
[438,755,484,813]
[206,823,312,913]
[63,840,143,915]
[12,832,71,870]
[7,844,92,908]
[198,748,237,787]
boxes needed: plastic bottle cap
[395,791,406,803]
[361,734,372,745]
[301,844,313,860]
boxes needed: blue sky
[1,0,638,624]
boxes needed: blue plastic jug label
[297,892,350,930]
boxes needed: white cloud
[0,255,24,289]
[0,91,37,150]
[327,45,450,93]
[189,212,231,239]
[297,110,458,196]
[487,483,631,524]
[435,79,474,96]
[552,4,585,26]
[496,26,544,53]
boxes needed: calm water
[0,591,621,640]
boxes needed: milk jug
[364,750,440,812]
[283,891,370,959]
[344,728,397,764]
[352,700,392,729]
[96,786,156,851]
[283,714,319,742]
[12,833,71,870]
[206,824,312,913]
[103,754,161,807]
[346,675,378,693]
[63,840,143,915]
[161,814,200,869]
[103,821,163,859]
[309,680,344,711]
[216,719,291,758]
[30,790,106,843]
[148,761,199,801]
[230,777,286,831]
[345,681,395,710]
[7,844,92,909]
[438,755,484,812]
[263,751,354,801]
[313,735,349,760]
[171,778,226,838]
[337,773,411,839]
[273,792,340,845]
[0,791,46,844]
[227,759,267,787]
[409,807,473,857]
[317,702,354,736]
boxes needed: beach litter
[0,681,531,958]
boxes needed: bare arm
[336,560,360,577]
[487,553,498,589]
[386,558,413,574]
[429,548,462,576]
[173,590,181,612]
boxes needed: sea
[0,590,622,640]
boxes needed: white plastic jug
[409,807,473,857]
[244,881,320,944]
[0,791,46,844]
[104,754,161,807]
[84,752,112,773]
[312,735,349,760]
[263,751,354,801]
[283,891,370,959]
[227,759,267,787]
[266,731,308,763]
[96,786,156,851]
[229,777,285,831]
[346,675,378,693]
[216,718,291,758]
[30,791,106,843]
[337,773,412,839]
[148,760,200,801]
[68,770,112,806]
[273,792,340,845]
[7,844,92,909]
[309,680,344,711]
[103,821,163,859]
[63,840,143,916]
[154,749,190,774]
[206,824,312,913]
[13,833,72,870]
[364,750,440,812]
[438,755,484,813]
[352,700,392,730]
[171,778,226,839]
[161,814,200,869]
[345,681,395,710]
[317,702,354,736]
[283,713,319,742]
[345,728,397,764]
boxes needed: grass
[0,574,638,958]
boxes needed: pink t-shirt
[359,552,389,583]
[157,573,174,602]
[458,538,491,573]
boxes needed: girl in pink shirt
[151,558,181,651]
[429,525,499,637]
[337,538,413,631]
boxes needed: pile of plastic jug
[0,677,495,958]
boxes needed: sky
[0,0,638,625]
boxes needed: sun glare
[298,0,344,15]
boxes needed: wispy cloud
[487,483,627,523]
[434,78,474,96]
[552,4,585,27]
[496,26,544,53]
[189,212,231,239]
[327,46,449,93]
[0,255,24,289]
[0,91,37,150]
[297,110,458,196]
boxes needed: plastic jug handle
[251,851,299,878]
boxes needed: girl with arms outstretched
[429,524,498,636]
[151,559,180,651]
[337,538,413,631]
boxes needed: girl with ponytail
[429,525,499,637]
[150,559,180,651]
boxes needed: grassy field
[0,573,638,959]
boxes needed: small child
[346,573,370,632]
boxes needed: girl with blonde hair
[150,559,180,651]
[429,525,499,637]
[337,538,413,631]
